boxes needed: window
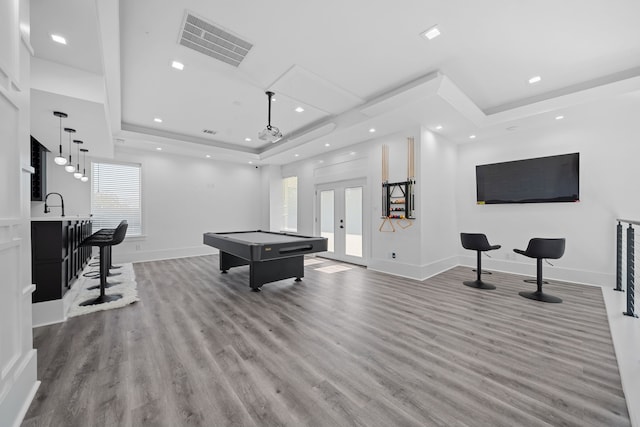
[282,176,298,232]
[91,162,142,236]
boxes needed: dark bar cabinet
[31,218,92,303]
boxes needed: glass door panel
[320,190,334,253]
[316,180,367,265]
[345,187,363,258]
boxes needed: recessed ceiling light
[528,76,542,84]
[248,161,253,164]
[295,106,305,113]
[555,115,564,120]
[206,154,211,158]
[154,117,163,123]
[171,61,184,70]
[435,125,443,130]
[324,143,330,147]
[369,128,376,133]
[469,135,476,139]
[421,25,441,40]
[245,137,252,142]
[350,151,356,155]
[271,98,276,102]
[51,34,67,45]
[294,154,299,157]
[156,147,162,151]
[319,160,324,164]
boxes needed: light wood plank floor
[23,256,630,426]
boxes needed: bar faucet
[44,192,65,217]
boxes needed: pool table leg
[219,251,248,273]
[248,256,305,290]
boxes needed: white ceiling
[29,0,640,165]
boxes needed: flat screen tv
[476,153,579,204]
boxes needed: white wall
[277,127,459,280]
[262,164,283,232]
[455,102,640,287]
[0,0,40,425]
[368,131,424,275]
[34,146,263,263]
[419,128,459,277]
[113,147,262,262]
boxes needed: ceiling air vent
[179,11,253,67]
[202,129,216,135]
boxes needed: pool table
[203,230,328,291]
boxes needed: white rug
[66,258,139,318]
[304,258,325,266]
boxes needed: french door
[316,179,367,265]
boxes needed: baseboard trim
[115,246,217,264]
[368,259,424,280]
[12,379,40,427]
[32,299,65,328]
[457,255,614,288]
[368,256,458,281]
[418,256,459,281]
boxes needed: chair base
[524,278,548,284]
[87,281,121,290]
[83,270,120,278]
[472,269,492,275]
[463,280,496,290]
[519,290,562,303]
[79,293,123,306]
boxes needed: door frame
[315,178,369,266]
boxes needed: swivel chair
[514,238,565,303]
[79,221,128,306]
[460,233,501,289]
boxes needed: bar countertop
[31,215,93,221]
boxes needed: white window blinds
[91,162,142,236]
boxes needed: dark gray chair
[460,233,501,289]
[84,220,126,278]
[79,221,128,306]
[514,238,566,303]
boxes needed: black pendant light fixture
[73,140,83,179]
[80,148,89,182]
[63,128,76,173]
[53,111,68,165]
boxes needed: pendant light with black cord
[258,91,283,143]
[80,148,89,182]
[53,111,68,165]
[63,128,76,173]
[73,140,83,179]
